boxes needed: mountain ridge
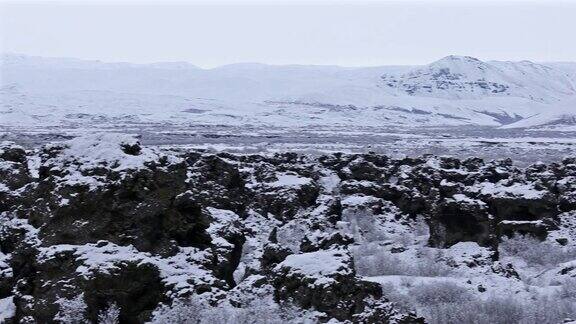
[3,52,575,71]
[2,53,576,130]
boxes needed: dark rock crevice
[2,137,576,323]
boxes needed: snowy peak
[425,55,502,81]
[382,55,511,99]
[382,55,575,101]
[428,55,486,70]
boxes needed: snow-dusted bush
[478,296,524,324]
[410,281,473,306]
[521,294,576,324]
[54,294,88,324]
[150,299,204,323]
[97,303,120,324]
[559,278,576,300]
[500,235,576,266]
[379,283,415,313]
[353,247,413,276]
[345,210,389,242]
[413,216,430,237]
[352,244,451,277]
[367,251,409,276]
[413,248,453,277]
[388,283,576,324]
[150,298,305,324]
[420,296,523,324]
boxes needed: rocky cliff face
[1,134,575,323]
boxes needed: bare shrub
[150,297,304,324]
[372,251,410,275]
[412,289,575,324]
[344,210,389,242]
[420,297,523,324]
[98,303,120,324]
[559,278,576,300]
[353,248,411,276]
[354,235,576,324]
[55,294,88,324]
[521,295,576,324]
[480,296,524,324]
[499,235,576,267]
[380,283,415,313]
[413,216,430,237]
[413,248,452,277]
[352,244,451,277]
[410,281,473,306]
[150,299,204,323]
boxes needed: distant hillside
[1,53,576,130]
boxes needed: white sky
[1,0,575,67]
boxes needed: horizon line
[2,52,576,69]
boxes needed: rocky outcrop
[1,134,574,323]
[272,248,423,323]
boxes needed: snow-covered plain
[2,53,576,131]
[2,53,576,164]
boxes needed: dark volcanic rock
[430,195,496,248]
[271,248,423,323]
[1,134,574,323]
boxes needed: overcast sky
[1,0,575,67]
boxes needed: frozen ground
[3,125,576,166]
[3,54,576,165]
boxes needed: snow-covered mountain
[1,53,576,130]
[382,55,575,102]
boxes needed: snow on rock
[38,242,215,295]
[0,297,16,322]
[271,247,420,323]
[341,194,381,208]
[470,181,546,199]
[0,251,12,279]
[0,213,41,247]
[275,248,353,281]
[443,242,494,268]
[318,171,341,193]
[207,207,242,241]
[40,133,183,190]
[238,210,281,274]
[0,141,30,191]
[4,138,576,323]
[448,193,487,206]
[269,172,312,188]
[49,133,158,171]
[548,211,576,248]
